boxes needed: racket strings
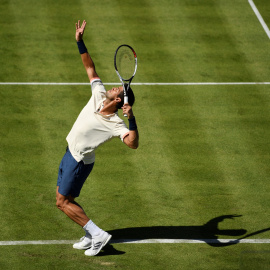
[116,48,136,81]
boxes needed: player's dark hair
[117,84,135,109]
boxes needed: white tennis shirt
[66,78,129,164]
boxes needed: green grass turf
[1,244,270,270]
[1,0,270,269]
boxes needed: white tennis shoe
[73,235,92,250]
[84,231,112,256]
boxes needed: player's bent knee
[56,196,67,212]
[56,199,63,211]
[56,194,74,213]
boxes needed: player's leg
[56,147,94,219]
[56,148,94,249]
[56,188,111,254]
[56,187,94,250]
[56,187,89,226]
[56,148,111,254]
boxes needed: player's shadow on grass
[101,215,270,256]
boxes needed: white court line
[248,0,270,39]
[0,239,270,246]
[0,82,270,86]
[132,82,270,86]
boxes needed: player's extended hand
[122,103,134,119]
[75,20,87,41]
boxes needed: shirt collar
[96,103,118,118]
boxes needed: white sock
[83,220,103,237]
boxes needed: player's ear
[115,97,121,103]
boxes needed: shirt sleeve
[91,77,105,94]
[114,121,130,142]
[90,78,107,111]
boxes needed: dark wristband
[77,40,88,54]
[128,117,137,131]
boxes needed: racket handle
[124,96,128,117]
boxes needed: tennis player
[56,20,139,256]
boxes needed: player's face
[107,86,123,100]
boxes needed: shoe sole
[73,244,92,250]
[73,238,92,250]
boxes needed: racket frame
[114,44,137,116]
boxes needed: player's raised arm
[123,104,139,149]
[75,20,99,82]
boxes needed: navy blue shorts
[57,148,94,198]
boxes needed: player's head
[116,84,135,109]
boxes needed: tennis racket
[114,44,137,116]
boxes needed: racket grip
[124,96,128,117]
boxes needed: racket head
[114,44,137,82]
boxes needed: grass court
[0,0,270,269]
